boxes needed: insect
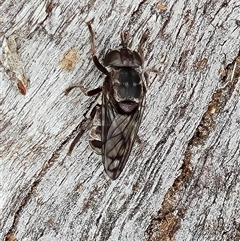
[66,20,149,179]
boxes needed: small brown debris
[193,58,208,70]
[5,232,16,241]
[2,35,29,95]
[157,2,167,11]
[17,79,27,95]
[59,48,79,71]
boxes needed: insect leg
[143,68,160,88]
[86,19,110,76]
[138,29,149,64]
[67,105,100,155]
[65,85,102,96]
[120,30,130,48]
[67,118,92,155]
[67,128,85,155]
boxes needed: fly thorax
[115,68,142,100]
[112,68,142,113]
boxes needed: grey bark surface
[1,1,240,241]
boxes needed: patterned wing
[101,94,145,180]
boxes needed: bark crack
[4,102,96,241]
[4,136,70,240]
[130,0,148,23]
[146,51,240,241]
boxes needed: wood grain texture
[1,0,240,240]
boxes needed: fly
[66,19,149,180]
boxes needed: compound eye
[133,51,142,66]
[103,50,121,66]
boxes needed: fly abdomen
[89,105,102,154]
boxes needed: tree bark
[1,1,240,241]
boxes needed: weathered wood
[1,0,240,241]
